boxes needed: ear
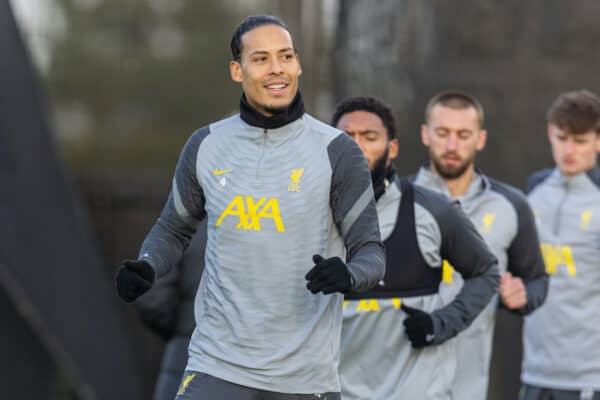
[230,60,242,83]
[420,124,430,147]
[388,138,399,162]
[476,129,487,151]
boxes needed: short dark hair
[230,15,289,62]
[331,96,397,140]
[425,91,485,128]
[547,90,600,134]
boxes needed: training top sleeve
[430,201,500,344]
[491,181,549,315]
[327,133,385,292]
[138,126,209,278]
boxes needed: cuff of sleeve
[139,253,160,276]
[430,313,447,345]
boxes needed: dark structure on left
[0,1,144,398]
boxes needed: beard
[371,147,390,183]
[430,149,475,180]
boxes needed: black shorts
[175,371,341,400]
[520,383,599,400]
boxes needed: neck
[430,162,475,197]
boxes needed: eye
[435,129,449,137]
[282,53,294,61]
[458,130,473,139]
[253,56,267,63]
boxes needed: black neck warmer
[373,163,397,202]
[239,92,305,129]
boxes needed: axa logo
[216,195,286,232]
[540,243,577,276]
[442,259,456,284]
[288,168,304,192]
[343,298,402,312]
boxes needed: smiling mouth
[264,82,289,95]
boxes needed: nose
[446,135,458,151]
[563,140,575,154]
[269,57,283,75]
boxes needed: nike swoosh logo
[213,169,233,176]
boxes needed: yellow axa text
[442,260,456,284]
[216,195,286,232]
[540,243,577,276]
[343,298,402,312]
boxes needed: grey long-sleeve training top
[138,105,385,394]
[414,166,548,400]
[523,166,600,391]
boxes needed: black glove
[401,304,435,348]
[115,260,155,303]
[305,255,354,295]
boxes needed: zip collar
[239,91,305,130]
[551,165,600,190]
[415,165,489,203]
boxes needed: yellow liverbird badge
[288,168,304,192]
[581,209,593,230]
[482,213,496,234]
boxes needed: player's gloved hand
[115,260,155,303]
[305,255,354,295]
[401,304,435,348]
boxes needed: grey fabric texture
[138,114,383,394]
[522,167,600,391]
[414,166,547,400]
[339,177,498,400]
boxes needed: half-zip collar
[415,165,489,212]
[239,91,305,130]
[552,165,600,191]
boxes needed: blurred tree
[42,0,333,179]
[46,0,270,177]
